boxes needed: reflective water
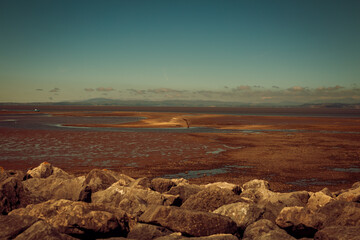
[162,165,253,179]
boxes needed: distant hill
[1,98,360,109]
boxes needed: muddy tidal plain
[1,106,359,192]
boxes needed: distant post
[183,118,190,128]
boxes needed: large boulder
[82,169,134,194]
[213,202,264,230]
[243,219,296,240]
[0,214,38,239]
[13,220,76,240]
[166,183,204,203]
[276,201,360,238]
[181,187,244,212]
[139,205,238,237]
[316,200,360,227]
[154,233,239,239]
[336,182,360,203]
[150,178,176,193]
[0,177,26,214]
[203,182,242,195]
[127,223,173,240]
[275,206,319,238]
[242,179,271,191]
[9,199,135,238]
[153,233,238,240]
[92,180,180,217]
[23,175,85,202]
[127,177,152,189]
[26,162,54,178]
[240,187,310,222]
[314,226,360,240]
[306,190,335,212]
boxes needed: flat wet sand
[1,106,359,192]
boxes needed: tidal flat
[1,105,359,192]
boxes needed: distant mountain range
[1,98,360,109]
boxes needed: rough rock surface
[9,199,135,238]
[127,223,173,240]
[0,214,38,239]
[13,220,76,240]
[203,182,242,195]
[0,177,26,214]
[240,186,310,222]
[154,233,239,240]
[166,183,204,203]
[181,187,244,212]
[276,206,319,238]
[306,190,335,211]
[139,205,238,237]
[26,162,54,178]
[213,201,264,230]
[336,181,360,202]
[2,163,360,239]
[23,175,85,202]
[314,226,360,240]
[82,169,134,194]
[150,178,176,193]
[92,180,180,216]
[243,219,296,240]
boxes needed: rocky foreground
[0,162,359,240]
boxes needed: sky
[1,0,360,104]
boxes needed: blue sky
[1,0,359,104]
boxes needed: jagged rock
[169,178,189,186]
[127,223,173,240]
[213,201,264,230]
[203,182,242,195]
[82,169,134,193]
[242,179,271,191]
[276,206,319,238]
[181,187,243,212]
[13,220,76,240]
[139,205,238,237]
[240,188,310,222]
[307,191,335,211]
[316,200,360,227]
[0,169,26,182]
[276,201,360,238]
[243,219,296,240]
[154,233,239,239]
[337,182,360,202]
[0,215,38,239]
[78,185,92,202]
[127,177,152,189]
[314,226,360,240]
[92,180,180,216]
[0,177,26,214]
[166,183,204,203]
[27,162,54,178]
[23,175,85,202]
[9,199,135,238]
[151,178,176,193]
